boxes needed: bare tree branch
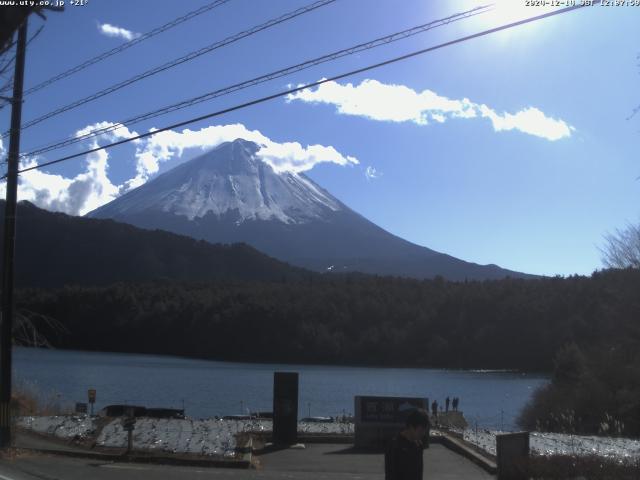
[600,223,640,269]
[12,309,67,348]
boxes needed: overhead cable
[1,0,336,139]
[10,1,599,178]
[23,4,492,158]
[0,0,234,97]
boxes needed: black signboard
[75,402,88,414]
[273,372,298,445]
[497,432,530,480]
[358,396,427,424]
[122,417,136,432]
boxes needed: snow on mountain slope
[94,139,341,224]
[89,138,534,280]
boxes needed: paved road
[13,431,91,453]
[0,443,494,480]
[256,443,494,479]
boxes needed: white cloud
[478,105,573,141]
[98,23,140,41]
[287,79,573,141]
[365,166,381,181]
[3,122,357,215]
[258,141,358,174]
[0,122,139,216]
[126,123,358,191]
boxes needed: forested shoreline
[15,268,638,371]
[15,268,640,435]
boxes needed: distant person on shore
[452,397,459,411]
[445,397,450,412]
[430,400,438,419]
[385,408,430,480]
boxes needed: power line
[0,25,44,111]
[1,24,44,75]
[0,37,17,58]
[0,0,336,140]
[0,0,233,97]
[10,1,598,178]
[21,4,493,159]
[0,53,16,78]
[0,26,44,85]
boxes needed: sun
[493,0,560,22]
[458,0,559,42]
[490,0,539,23]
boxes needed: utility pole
[0,18,28,449]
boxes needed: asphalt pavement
[0,442,494,480]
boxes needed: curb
[14,442,253,469]
[438,433,497,475]
[296,434,354,444]
[238,435,253,466]
[247,432,354,446]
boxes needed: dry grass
[11,380,71,418]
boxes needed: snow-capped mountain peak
[89,138,533,281]
[93,139,342,224]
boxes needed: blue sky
[0,0,638,276]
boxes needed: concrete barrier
[438,432,497,475]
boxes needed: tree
[552,343,586,385]
[601,223,640,269]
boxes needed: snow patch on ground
[97,418,352,456]
[22,416,639,461]
[463,429,640,459]
[18,416,354,457]
[97,418,249,457]
[17,415,97,440]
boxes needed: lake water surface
[14,347,548,431]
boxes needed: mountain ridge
[88,138,535,280]
[0,200,308,288]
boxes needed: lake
[13,347,548,431]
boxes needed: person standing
[385,409,430,480]
[445,396,450,412]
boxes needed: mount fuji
[88,139,532,280]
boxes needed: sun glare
[465,0,559,42]
[496,0,558,21]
